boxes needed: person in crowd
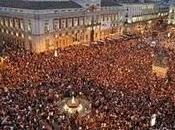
[0,33,175,130]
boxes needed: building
[0,0,125,53]
[168,4,175,25]
[152,50,168,78]
[122,1,169,34]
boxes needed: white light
[21,34,24,38]
[168,33,171,38]
[150,114,156,127]
[128,19,132,23]
[72,96,76,104]
[54,50,58,57]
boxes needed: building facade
[168,4,175,25]
[122,2,169,34]
[0,0,125,53]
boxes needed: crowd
[0,33,175,130]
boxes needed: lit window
[67,18,73,27]
[10,19,13,27]
[0,17,2,25]
[74,18,78,26]
[79,17,84,26]
[85,16,91,25]
[20,21,24,30]
[14,19,20,29]
[5,18,8,26]
[28,20,32,32]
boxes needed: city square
[0,0,175,130]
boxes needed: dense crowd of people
[0,33,175,130]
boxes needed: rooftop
[0,0,82,10]
[101,0,122,7]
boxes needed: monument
[58,93,91,116]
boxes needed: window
[79,17,84,26]
[54,10,58,13]
[85,17,91,25]
[53,19,60,30]
[67,18,73,27]
[5,18,8,26]
[10,18,13,27]
[61,19,66,29]
[28,20,32,32]
[14,19,20,29]
[94,16,98,24]
[0,17,3,25]
[105,15,108,21]
[20,20,24,30]
[44,20,49,33]
[74,18,78,26]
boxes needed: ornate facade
[123,2,169,35]
[0,0,125,53]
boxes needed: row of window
[0,14,119,34]
[44,14,118,33]
[0,17,24,30]
[129,14,159,23]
